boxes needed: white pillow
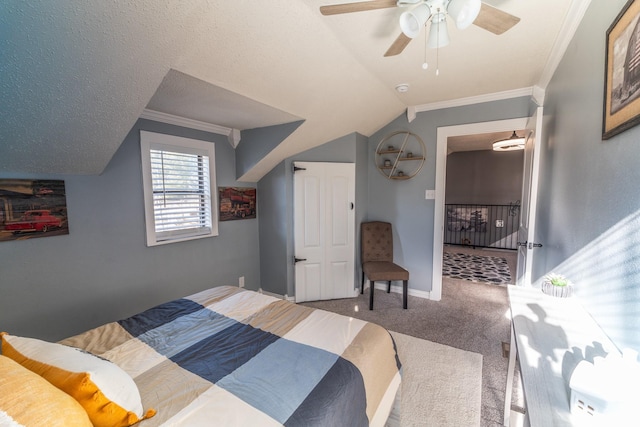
[1,332,156,427]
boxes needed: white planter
[541,281,573,298]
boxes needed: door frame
[516,107,544,287]
[431,117,529,300]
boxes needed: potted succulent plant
[541,273,573,298]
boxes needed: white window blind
[140,131,218,246]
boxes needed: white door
[294,162,356,302]
[515,107,544,287]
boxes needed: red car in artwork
[4,210,62,233]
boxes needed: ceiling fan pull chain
[422,21,429,70]
[436,48,440,76]
[435,9,440,76]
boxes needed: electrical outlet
[239,276,245,288]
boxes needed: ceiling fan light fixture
[447,0,482,30]
[399,4,431,39]
[427,13,449,48]
[492,131,525,151]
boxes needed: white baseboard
[258,288,296,302]
[260,284,432,302]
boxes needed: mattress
[61,286,402,426]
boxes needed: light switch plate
[425,190,436,199]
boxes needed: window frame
[140,130,218,247]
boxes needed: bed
[2,286,402,426]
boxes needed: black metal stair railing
[444,202,520,250]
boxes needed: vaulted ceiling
[1,0,586,180]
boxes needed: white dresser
[505,285,620,426]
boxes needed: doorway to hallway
[431,117,529,300]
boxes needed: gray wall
[258,100,531,300]
[534,0,640,351]
[0,119,260,341]
[368,98,530,294]
[258,163,289,296]
[236,121,304,179]
[445,150,524,205]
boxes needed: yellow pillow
[1,332,155,427]
[0,354,92,427]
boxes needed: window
[140,131,218,246]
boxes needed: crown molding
[407,87,535,122]
[532,85,546,107]
[537,0,592,90]
[140,109,241,148]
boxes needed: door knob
[517,241,543,249]
[293,257,307,264]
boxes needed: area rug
[442,251,512,285]
[386,331,482,427]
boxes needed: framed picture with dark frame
[603,0,640,139]
[0,179,69,242]
[218,187,257,221]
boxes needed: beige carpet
[388,331,483,427]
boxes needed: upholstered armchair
[360,221,409,310]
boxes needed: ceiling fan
[320,0,520,57]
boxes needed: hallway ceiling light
[492,131,525,151]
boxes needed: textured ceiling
[0,0,583,179]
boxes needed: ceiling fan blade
[384,33,412,57]
[320,0,398,16]
[473,3,520,35]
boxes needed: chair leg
[369,280,374,310]
[387,281,391,293]
[403,280,408,309]
[361,271,365,294]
